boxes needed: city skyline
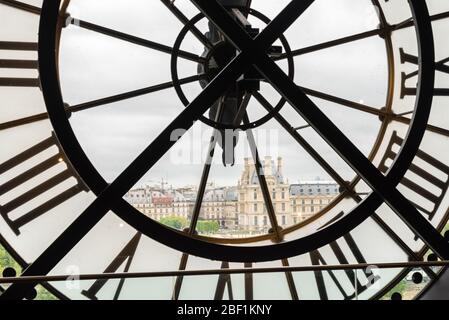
[59,0,384,187]
[128,156,338,190]
[125,156,340,235]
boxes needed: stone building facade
[125,157,339,234]
[290,181,340,223]
[237,157,291,233]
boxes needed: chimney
[277,157,283,175]
[241,158,250,184]
[264,156,272,176]
[244,157,250,170]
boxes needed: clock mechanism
[0,0,449,300]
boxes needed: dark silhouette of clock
[0,0,448,300]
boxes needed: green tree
[443,223,449,235]
[160,216,188,230]
[0,245,20,274]
[1,245,57,300]
[35,286,58,300]
[197,221,220,234]
[382,279,407,300]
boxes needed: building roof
[249,159,284,185]
[290,182,339,196]
[204,187,238,202]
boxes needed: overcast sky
[58,0,388,188]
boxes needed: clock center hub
[171,9,294,134]
[201,41,237,84]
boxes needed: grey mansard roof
[290,181,339,196]
[204,187,238,202]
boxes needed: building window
[263,216,268,226]
[254,191,257,200]
[282,203,286,211]
[311,206,315,213]
[254,216,258,226]
[282,216,286,225]
[254,204,258,212]
[282,192,285,199]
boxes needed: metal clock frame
[0,0,447,300]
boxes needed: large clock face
[0,0,449,300]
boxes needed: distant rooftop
[290,181,339,196]
[295,181,338,185]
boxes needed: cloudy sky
[58,0,388,187]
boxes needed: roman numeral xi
[0,134,88,235]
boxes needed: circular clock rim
[38,0,435,262]
[170,9,295,131]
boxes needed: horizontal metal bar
[1,261,448,284]
[0,59,38,69]
[75,19,204,63]
[0,0,41,15]
[274,28,382,60]
[0,41,38,51]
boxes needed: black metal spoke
[74,19,204,63]
[232,94,251,125]
[0,74,203,131]
[254,54,449,259]
[6,0,445,300]
[161,0,213,49]
[392,115,449,138]
[290,86,449,137]
[189,97,226,229]
[252,92,435,272]
[253,92,349,190]
[0,113,49,131]
[244,115,281,238]
[0,44,252,298]
[0,2,314,297]
[242,113,299,300]
[274,10,449,61]
[191,0,314,54]
[394,10,449,31]
[294,124,311,131]
[254,1,314,46]
[188,132,220,230]
[172,97,226,300]
[193,0,448,259]
[68,74,203,113]
[0,0,40,15]
[298,85,385,117]
[299,85,449,137]
[274,28,382,61]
